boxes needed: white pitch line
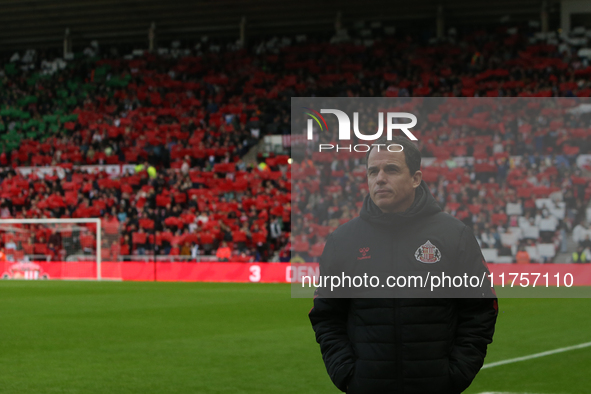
[478,392,552,394]
[481,340,591,369]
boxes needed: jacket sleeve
[449,227,498,393]
[308,234,356,392]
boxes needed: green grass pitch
[0,281,589,394]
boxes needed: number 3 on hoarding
[249,265,261,282]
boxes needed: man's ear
[412,170,422,188]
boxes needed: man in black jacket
[309,136,498,393]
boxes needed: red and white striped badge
[414,240,441,263]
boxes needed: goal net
[0,218,122,280]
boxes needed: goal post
[0,218,121,281]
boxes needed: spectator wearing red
[515,247,531,264]
[216,241,232,262]
[233,223,251,252]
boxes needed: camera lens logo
[303,107,329,133]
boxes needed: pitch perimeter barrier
[0,261,301,282]
[2,262,591,287]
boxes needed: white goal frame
[0,218,103,280]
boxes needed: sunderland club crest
[415,240,441,263]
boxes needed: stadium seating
[1,26,591,263]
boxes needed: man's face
[367,148,422,213]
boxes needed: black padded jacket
[309,181,498,394]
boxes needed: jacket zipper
[394,297,403,393]
[393,230,403,393]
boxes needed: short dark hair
[365,135,421,175]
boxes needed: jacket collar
[359,180,441,228]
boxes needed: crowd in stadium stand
[0,23,591,262]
